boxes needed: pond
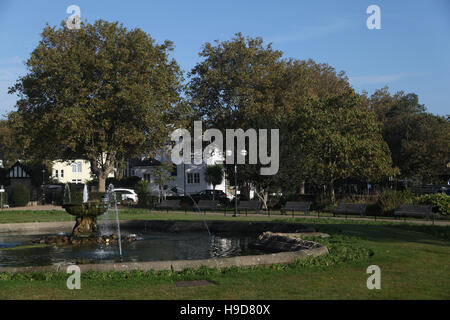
[0,230,269,267]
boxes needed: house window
[72,162,82,173]
[55,170,58,178]
[187,173,200,184]
[61,170,64,178]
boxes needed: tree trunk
[254,189,269,210]
[212,185,215,201]
[300,180,305,195]
[98,174,107,193]
[263,190,269,210]
[91,153,115,193]
[329,181,336,203]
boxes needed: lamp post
[41,168,46,205]
[227,149,247,217]
[446,160,450,186]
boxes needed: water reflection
[0,230,265,267]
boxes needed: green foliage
[65,184,83,204]
[417,193,450,215]
[376,189,414,215]
[86,191,103,201]
[189,34,396,204]
[292,235,374,267]
[369,88,450,183]
[204,165,224,189]
[135,180,154,208]
[311,195,334,212]
[8,19,185,192]
[10,183,30,207]
[204,165,224,200]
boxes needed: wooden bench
[153,199,180,212]
[281,201,312,216]
[237,201,261,215]
[333,203,367,218]
[394,204,433,220]
[196,200,219,213]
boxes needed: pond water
[0,230,268,267]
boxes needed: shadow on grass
[297,220,450,247]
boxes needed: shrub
[266,195,283,209]
[311,195,334,212]
[417,193,450,215]
[88,191,105,202]
[62,183,83,204]
[135,180,154,208]
[10,183,30,207]
[376,189,414,215]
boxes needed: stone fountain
[62,202,108,237]
[33,184,135,248]
[62,184,108,237]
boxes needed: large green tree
[369,88,449,183]
[189,34,395,204]
[188,33,284,207]
[298,92,396,202]
[8,20,184,192]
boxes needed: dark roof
[7,161,32,179]
[129,158,162,168]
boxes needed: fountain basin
[62,203,109,237]
[62,203,108,217]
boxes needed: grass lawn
[0,208,449,299]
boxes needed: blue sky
[0,0,449,117]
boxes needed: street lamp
[41,168,46,205]
[446,160,450,186]
[227,149,247,217]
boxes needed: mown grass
[0,209,449,299]
[0,207,448,225]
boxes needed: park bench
[281,201,312,216]
[196,200,219,213]
[394,204,433,220]
[153,199,180,212]
[237,201,261,215]
[333,203,367,218]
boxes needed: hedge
[10,183,30,207]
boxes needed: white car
[102,188,138,203]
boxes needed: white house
[129,150,228,198]
[51,159,91,184]
[51,159,115,184]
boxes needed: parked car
[101,188,138,204]
[190,190,230,205]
